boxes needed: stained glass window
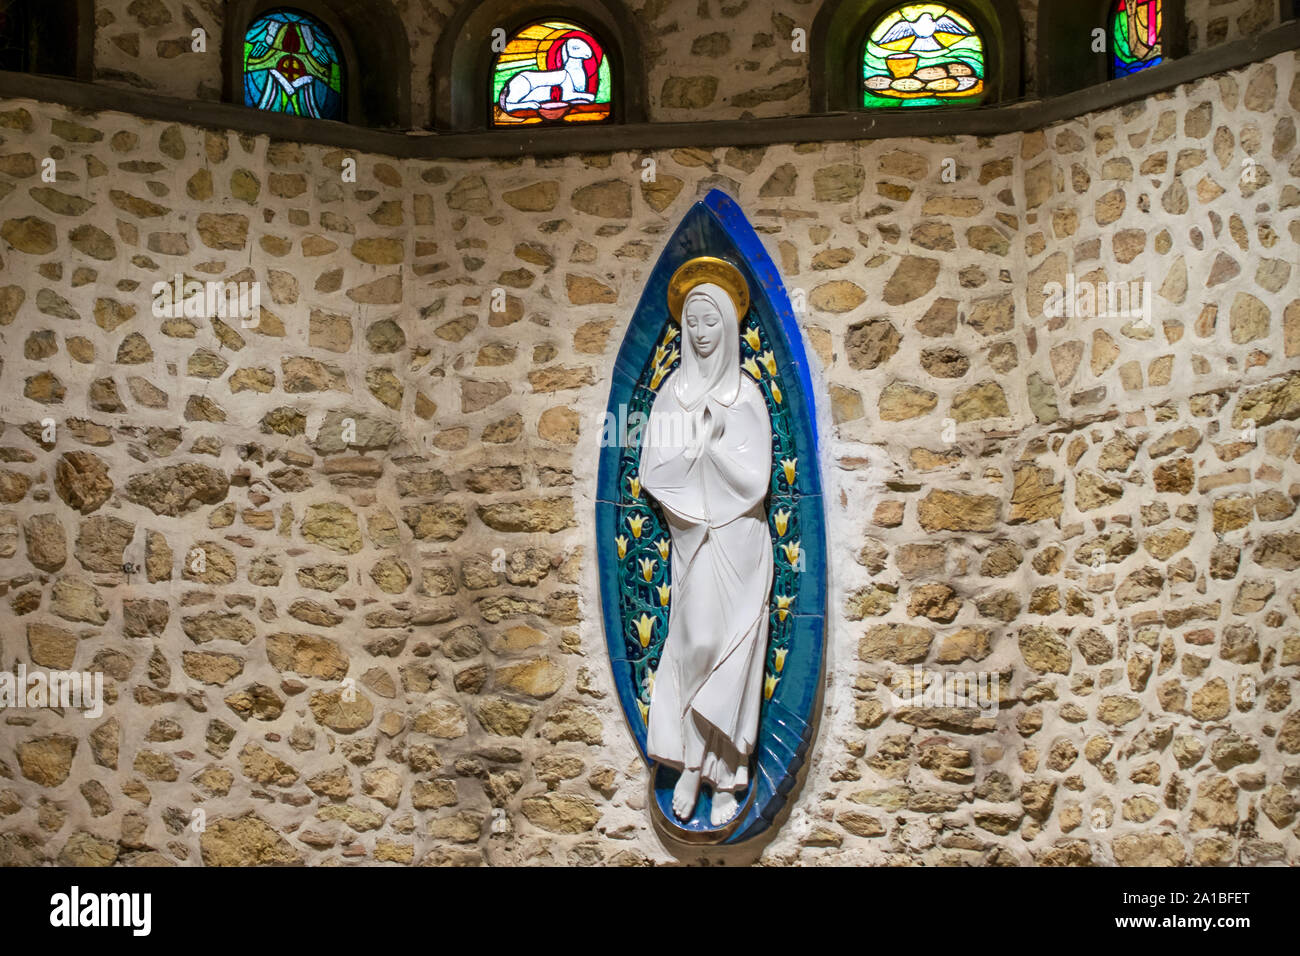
[1111,0,1163,77]
[243,9,343,120]
[492,20,612,127]
[862,3,985,108]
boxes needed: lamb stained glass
[492,20,612,127]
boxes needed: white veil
[673,283,742,412]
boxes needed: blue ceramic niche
[595,190,827,844]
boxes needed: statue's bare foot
[672,769,701,820]
[711,789,739,826]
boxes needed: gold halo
[667,257,750,324]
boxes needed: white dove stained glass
[862,3,985,108]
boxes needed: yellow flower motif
[615,535,628,560]
[628,474,641,499]
[627,514,648,538]
[773,508,790,537]
[764,674,779,700]
[663,325,679,344]
[656,538,670,561]
[774,647,788,673]
[781,540,801,567]
[633,613,656,648]
[776,594,793,622]
[646,670,656,696]
[743,326,762,352]
[649,348,680,389]
[656,584,671,606]
[742,356,762,380]
[781,457,797,486]
[637,699,650,724]
[639,557,657,582]
[653,345,669,367]
[771,381,783,405]
[760,350,777,376]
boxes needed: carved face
[684,293,724,359]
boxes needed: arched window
[862,3,986,107]
[225,0,410,128]
[811,0,1020,113]
[0,0,90,78]
[243,9,343,119]
[1037,1,1183,96]
[492,19,612,127]
[433,0,645,132]
[1110,0,1163,77]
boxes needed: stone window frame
[223,0,411,128]
[811,0,1023,112]
[433,0,648,132]
[1037,0,1187,97]
[0,0,92,80]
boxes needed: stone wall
[1187,0,1283,51]
[0,48,1297,866]
[86,0,1287,124]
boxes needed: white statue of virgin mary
[640,258,774,827]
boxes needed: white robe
[641,369,773,792]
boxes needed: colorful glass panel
[1112,0,1163,77]
[862,3,985,108]
[243,9,343,120]
[492,20,612,127]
